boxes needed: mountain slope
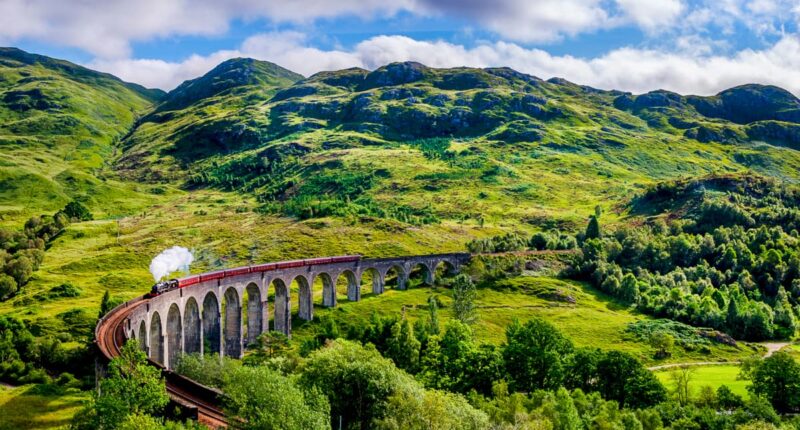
[0,47,165,221]
[116,58,303,181]
[118,61,800,230]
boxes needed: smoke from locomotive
[149,246,194,281]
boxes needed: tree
[223,366,329,430]
[0,274,17,299]
[99,290,112,319]
[564,347,602,392]
[553,387,582,430]
[61,201,93,221]
[386,318,421,372]
[503,317,574,392]
[71,340,168,429]
[716,385,743,410]
[650,332,675,359]
[299,339,413,429]
[419,320,502,395]
[428,296,440,336]
[620,273,640,303]
[530,232,551,250]
[595,350,666,408]
[670,367,694,405]
[245,331,290,365]
[6,256,33,287]
[451,274,477,325]
[747,351,800,413]
[585,215,601,240]
[376,387,489,430]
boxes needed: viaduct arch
[123,253,468,369]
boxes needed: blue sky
[2,0,799,95]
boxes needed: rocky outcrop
[688,84,800,124]
[359,62,429,90]
[746,121,800,148]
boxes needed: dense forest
[574,175,800,341]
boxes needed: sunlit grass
[655,365,749,398]
[0,384,88,430]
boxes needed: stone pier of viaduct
[122,253,470,369]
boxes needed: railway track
[95,297,229,428]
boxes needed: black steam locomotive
[148,279,179,297]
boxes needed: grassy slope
[0,384,88,430]
[119,63,800,230]
[0,48,163,223]
[3,53,800,427]
[290,276,755,366]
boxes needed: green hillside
[4,49,800,428]
[0,47,165,223]
[119,61,800,231]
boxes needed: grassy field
[655,365,749,398]
[0,384,88,430]
[289,276,757,366]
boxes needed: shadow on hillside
[0,385,85,430]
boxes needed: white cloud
[0,0,413,58]
[2,0,797,60]
[615,0,685,31]
[416,0,614,43]
[91,32,800,98]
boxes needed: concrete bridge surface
[122,253,470,369]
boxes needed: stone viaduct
[122,253,470,369]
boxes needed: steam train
[146,255,361,298]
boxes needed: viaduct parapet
[121,253,470,369]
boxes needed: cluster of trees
[70,341,201,430]
[467,230,577,254]
[0,200,92,300]
[572,180,800,340]
[306,311,667,409]
[0,315,92,388]
[122,313,799,430]
[69,269,800,429]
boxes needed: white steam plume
[149,246,194,281]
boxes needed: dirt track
[647,342,790,371]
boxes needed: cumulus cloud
[91,32,800,97]
[616,0,685,31]
[3,0,797,60]
[416,0,614,42]
[0,0,413,58]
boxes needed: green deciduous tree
[386,318,421,372]
[61,201,93,221]
[747,351,800,413]
[451,274,477,325]
[620,273,640,303]
[650,332,675,359]
[0,274,17,299]
[223,366,330,430]
[71,340,168,430]
[419,320,502,395]
[299,339,412,429]
[503,317,573,392]
[6,256,32,287]
[375,387,489,430]
[595,350,666,409]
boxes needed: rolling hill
[114,59,800,232]
[4,47,800,429]
[0,48,165,223]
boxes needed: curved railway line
[95,297,229,427]
[94,250,570,427]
